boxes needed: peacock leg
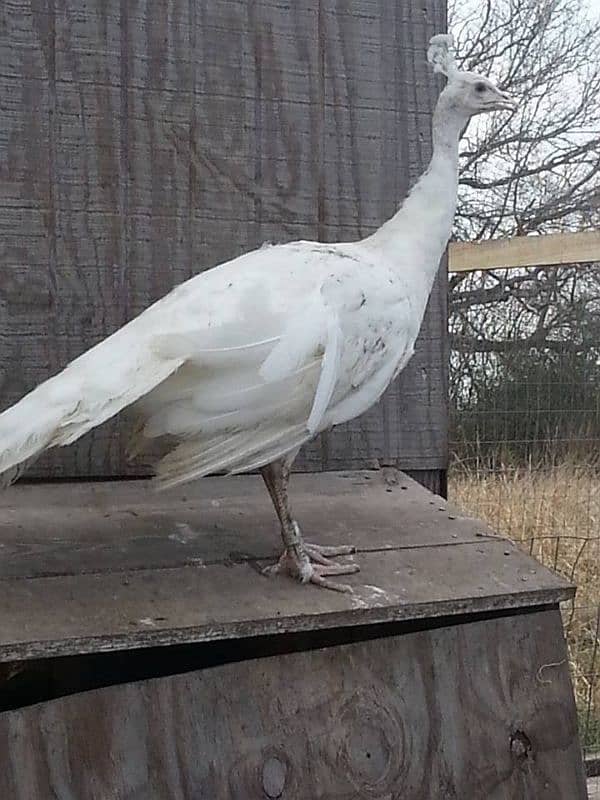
[260,459,359,592]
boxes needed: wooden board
[0,608,587,799]
[0,0,448,479]
[449,230,600,272]
[0,470,573,662]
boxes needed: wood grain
[0,0,448,478]
[0,470,573,662]
[0,609,587,799]
[450,230,600,272]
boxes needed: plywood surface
[0,0,448,479]
[0,470,573,662]
[0,609,587,799]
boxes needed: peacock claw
[304,543,356,564]
[264,542,359,593]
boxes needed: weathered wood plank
[0,470,506,577]
[449,230,600,272]
[0,609,587,799]
[0,540,574,664]
[0,0,448,479]
[0,471,573,662]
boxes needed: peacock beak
[494,90,518,111]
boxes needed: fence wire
[448,260,600,767]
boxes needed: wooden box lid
[0,470,573,662]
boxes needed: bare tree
[452,0,600,241]
[449,0,600,459]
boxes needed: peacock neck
[365,98,467,292]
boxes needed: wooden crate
[0,471,587,798]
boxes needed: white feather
[307,313,341,434]
[0,236,445,488]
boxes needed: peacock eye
[475,82,487,93]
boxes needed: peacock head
[428,34,516,117]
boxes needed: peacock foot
[265,541,359,593]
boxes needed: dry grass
[449,461,600,751]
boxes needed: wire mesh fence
[448,259,600,768]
